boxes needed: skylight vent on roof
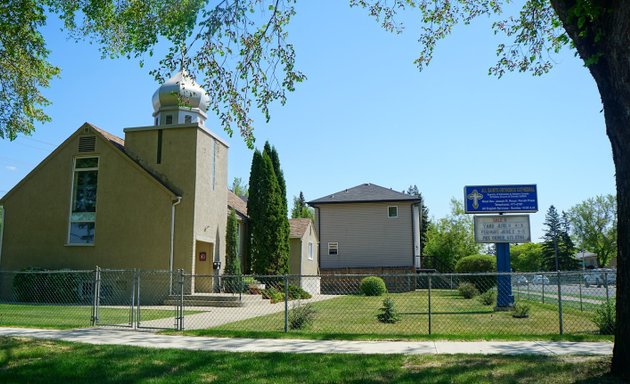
[78,136,96,153]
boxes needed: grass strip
[0,336,623,384]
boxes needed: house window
[328,242,338,255]
[184,115,192,124]
[308,242,314,260]
[68,157,98,244]
[165,115,173,125]
[388,206,399,218]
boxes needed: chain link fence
[0,269,617,337]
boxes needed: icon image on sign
[467,189,484,209]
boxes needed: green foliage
[567,195,617,267]
[593,300,616,335]
[424,198,480,271]
[359,276,387,296]
[3,2,305,146]
[457,282,479,299]
[262,283,311,303]
[247,144,290,275]
[405,185,430,256]
[512,302,531,318]
[542,206,578,271]
[223,209,241,293]
[13,268,79,303]
[455,254,496,293]
[376,297,401,324]
[282,284,312,300]
[261,286,284,303]
[478,289,496,306]
[288,302,316,330]
[231,177,248,199]
[291,191,314,219]
[455,255,496,273]
[0,2,60,140]
[510,243,543,272]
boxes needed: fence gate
[92,268,183,330]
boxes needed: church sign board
[464,184,538,214]
[473,215,531,243]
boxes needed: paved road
[0,327,613,356]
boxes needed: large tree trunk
[551,0,630,379]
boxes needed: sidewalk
[0,327,613,356]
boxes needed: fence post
[428,274,432,336]
[579,273,583,311]
[130,269,136,327]
[604,272,610,302]
[284,274,289,333]
[91,266,101,326]
[557,271,563,335]
[541,278,545,304]
[178,269,185,331]
[135,270,141,329]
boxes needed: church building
[0,71,230,294]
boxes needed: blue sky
[0,2,615,241]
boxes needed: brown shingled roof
[289,218,312,239]
[228,190,248,217]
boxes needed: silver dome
[152,70,209,113]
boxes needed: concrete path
[0,327,613,356]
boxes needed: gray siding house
[309,183,421,274]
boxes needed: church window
[68,157,98,244]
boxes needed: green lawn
[0,304,198,329]
[185,290,610,341]
[0,337,623,384]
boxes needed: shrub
[359,276,387,296]
[13,268,80,303]
[377,297,401,324]
[455,254,497,293]
[593,300,616,335]
[458,282,479,299]
[278,283,312,300]
[478,289,496,306]
[289,303,316,330]
[261,287,284,303]
[512,302,530,318]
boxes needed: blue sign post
[464,184,538,310]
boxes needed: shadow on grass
[0,337,624,384]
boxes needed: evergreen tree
[405,185,431,256]
[291,191,314,219]
[225,209,241,274]
[542,206,578,271]
[248,147,290,275]
[224,209,241,292]
[246,150,264,273]
[264,142,287,214]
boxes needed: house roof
[289,218,312,239]
[308,183,421,205]
[228,190,248,218]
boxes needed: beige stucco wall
[0,125,174,271]
[315,202,415,269]
[192,128,228,277]
[289,221,318,275]
[124,124,229,278]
